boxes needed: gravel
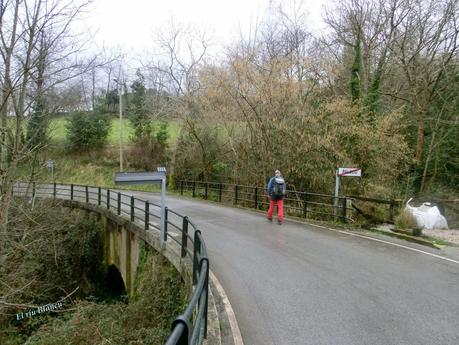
[422,229,459,245]
[375,223,459,246]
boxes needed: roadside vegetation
[0,200,186,345]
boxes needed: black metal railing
[176,180,353,222]
[12,182,209,345]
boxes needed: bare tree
[322,0,458,193]
[146,20,212,179]
[0,0,95,250]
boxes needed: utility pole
[114,78,123,172]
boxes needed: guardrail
[12,182,209,345]
[175,180,353,222]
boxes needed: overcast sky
[82,0,328,57]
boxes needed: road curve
[136,192,459,345]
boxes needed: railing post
[180,180,184,195]
[107,190,110,209]
[117,192,121,215]
[145,201,149,230]
[164,207,168,242]
[130,196,134,222]
[342,197,347,222]
[303,193,308,218]
[389,200,394,222]
[53,183,57,199]
[203,258,209,336]
[204,182,208,200]
[193,231,201,285]
[70,184,74,201]
[333,196,339,221]
[192,181,196,198]
[254,187,258,209]
[85,186,89,203]
[218,183,222,202]
[98,187,101,205]
[347,198,352,221]
[234,185,238,205]
[181,216,188,258]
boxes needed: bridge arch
[105,264,127,298]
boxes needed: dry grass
[394,208,418,229]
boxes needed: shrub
[65,112,112,151]
[395,208,419,230]
[126,123,170,170]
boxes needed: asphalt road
[52,183,455,345]
[141,193,459,345]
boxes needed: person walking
[267,170,286,224]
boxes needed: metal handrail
[12,181,209,345]
[177,180,353,222]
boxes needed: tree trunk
[415,108,425,163]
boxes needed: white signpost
[334,167,362,213]
[115,168,167,247]
[338,167,362,177]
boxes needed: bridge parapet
[12,182,210,345]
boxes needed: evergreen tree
[129,69,152,140]
[26,98,48,150]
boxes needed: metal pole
[303,193,308,218]
[164,207,168,242]
[342,197,347,222]
[130,196,134,222]
[334,169,340,219]
[181,217,188,258]
[119,82,123,172]
[145,201,149,230]
[160,177,166,248]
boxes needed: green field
[48,116,181,146]
[15,116,182,188]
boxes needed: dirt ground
[375,223,459,246]
[422,228,459,245]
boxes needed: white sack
[405,198,449,230]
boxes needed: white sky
[82,0,329,57]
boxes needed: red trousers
[267,199,284,221]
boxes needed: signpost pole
[160,176,166,247]
[115,169,167,249]
[334,167,361,221]
[334,169,340,219]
